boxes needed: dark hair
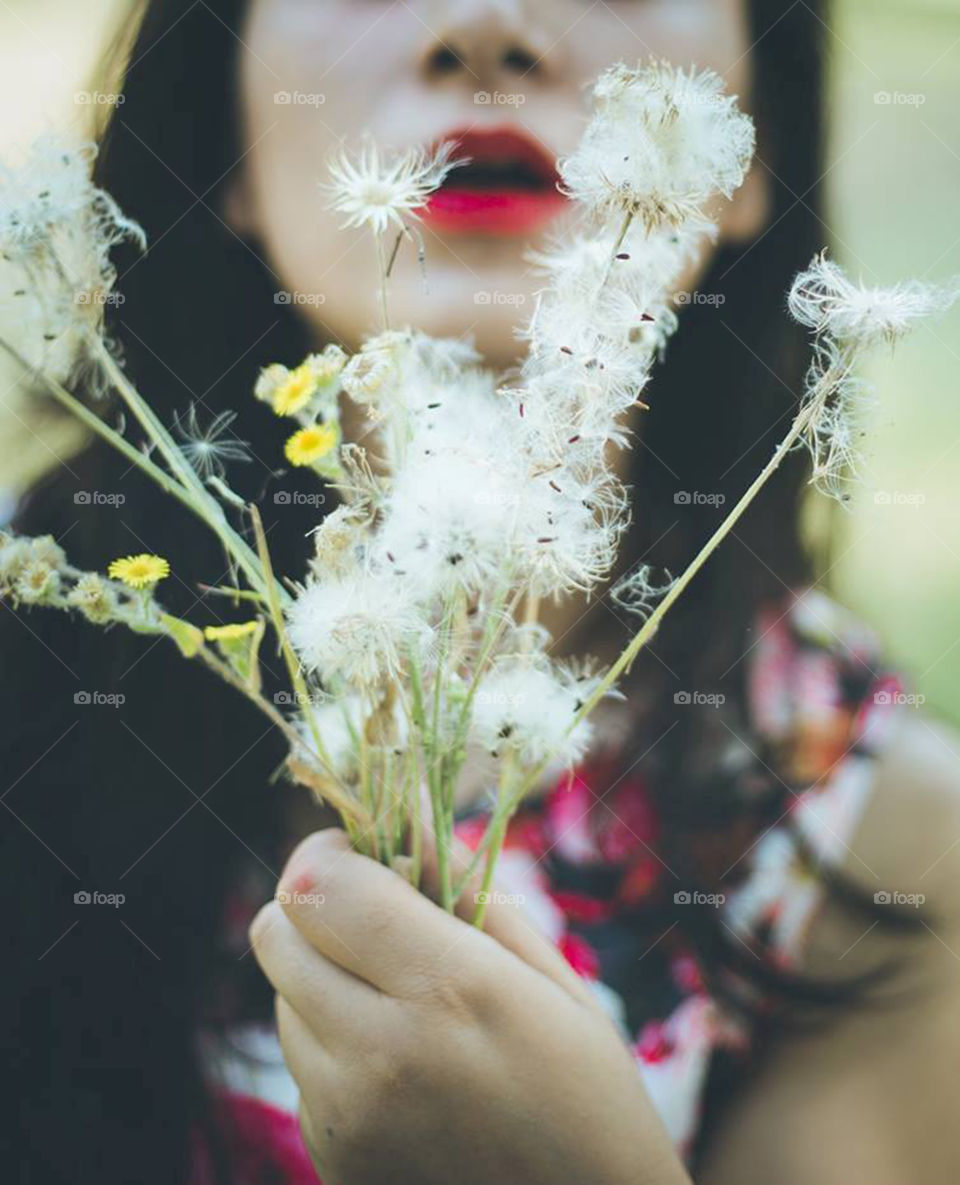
[1,2,908,1182]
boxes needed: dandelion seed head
[322,140,461,236]
[559,61,754,230]
[468,658,602,769]
[788,251,960,348]
[287,573,430,688]
[173,405,251,478]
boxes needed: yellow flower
[285,423,339,467]
[204,621,259,642]
[107,553,170,590]
[271,363,318,416]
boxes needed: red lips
[423,126,568,236]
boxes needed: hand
[251,829,689,1185]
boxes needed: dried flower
[0,137,144,384]
[788,251,959,348]
[309,505,365,580]
[67,572,118,624]
[787,253,960,500]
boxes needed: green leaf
[160,613,206,658]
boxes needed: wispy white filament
[0,137,144,384]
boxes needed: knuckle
[418,955,497,1022]
[249,900,280,953]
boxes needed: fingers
[421,833,599,1010]
[250,898,383,1042]
[274,829,498,997]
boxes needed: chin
[389,262,534,366]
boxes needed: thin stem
[248,505,341,785]
[504,371,845,814]
[0,338,199,516]
[374,233,390,331]
[471,751,517,928]
[598,210,635,291]
[96,342,272,602]
[384,230,404,280]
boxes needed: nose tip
[422,40,543,83]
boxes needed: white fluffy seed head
[558,61,755,229]
[287,573,431,688]
[468,658,603,770]
[788,251,960,348]
[0,137,144,386]
[322,140,461,235]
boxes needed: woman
[4,1,960,1183]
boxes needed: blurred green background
[1,0,958,721]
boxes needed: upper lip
[432,126,561,193]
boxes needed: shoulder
[804,709,960,977]
[702,711,960,1184]
[866,711,960,908]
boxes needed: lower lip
[422,188,569,236]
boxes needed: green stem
[0,338,198,515]
[92,339,276,603]
[456,362,850,890]
[248,505,340,782]
[375,233,390,332]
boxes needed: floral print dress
[196,591,903,1183]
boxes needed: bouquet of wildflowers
[1,62,955,919]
